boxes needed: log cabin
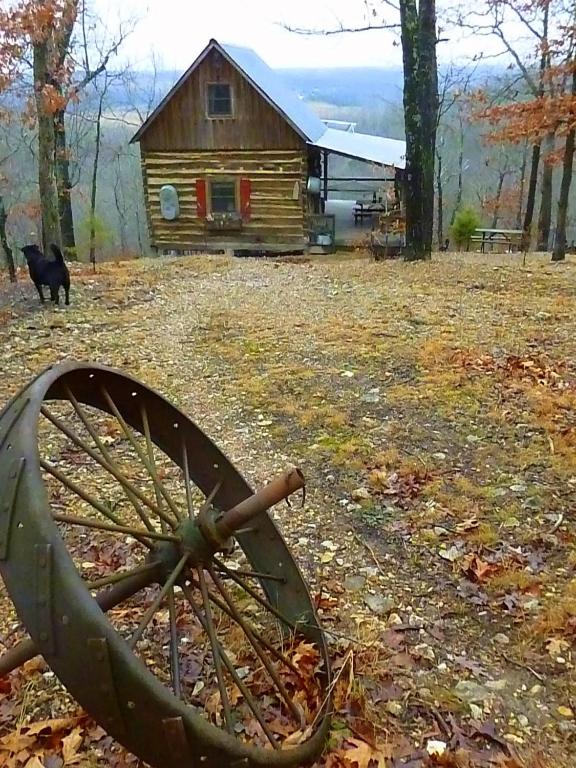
[131,39,406,254]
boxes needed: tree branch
[284,22,399,35]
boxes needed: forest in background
[0,62,542,264]
[0,0,574,265]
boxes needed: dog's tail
[50,243,65,264]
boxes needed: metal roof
[220,42,326,142]
[131,39,407,170]
[313,127,406,169]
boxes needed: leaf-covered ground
[0,251,575,768]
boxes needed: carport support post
[322,150,328,213]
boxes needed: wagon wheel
[0,361,331,768]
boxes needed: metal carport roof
[312,127,406,170]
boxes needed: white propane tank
[307,176,321,195]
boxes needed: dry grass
[0,249,575,766]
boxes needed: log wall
[143,149,307,250]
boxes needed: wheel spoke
[182,443,194,520]
[41,406,176,531]
[86,561,161,590]
[215,560,305,633]
[52,513,179,543]
[196,567,233,735]
[140,404,184,522]
[185,570,302,677]
[129,553,189,649]
[62,388,158,534]
[214,561,286,584]
[181,583,280,749]
[208,565,304,725]
[197,478,223,518]
[100,387,182,527]
[40,458,153,549]
[168,587,181,698]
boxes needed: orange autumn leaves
[0,1,77,109]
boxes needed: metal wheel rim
[0,360,331,768]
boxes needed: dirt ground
[0,251,574,767]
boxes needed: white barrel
[307,176,321,194]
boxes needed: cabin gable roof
[131,39,325,144]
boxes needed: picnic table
[353,200,386,225]
[469,228,524,253]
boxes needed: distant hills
[279,67,405,107]
[103,66,405,113]
[102,62,504,119]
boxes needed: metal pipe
[215,467,305,540]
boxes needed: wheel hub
[177,513,230,565]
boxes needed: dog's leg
[35,283,45,303]
[50,286,60,305]
[64,281,70,305]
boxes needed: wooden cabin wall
[143,149,307,249]
[140,49,303,152]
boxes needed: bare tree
[288,0,439,261]
[33,30,62,251]
[458,0,558,248]
[53,0,133,256]
[88,73,110,269]
[0,193,16,281]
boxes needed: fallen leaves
[460,553,501,583]
[0,715,87,768]
[61,726,83,764]
[341,736,391,768]
[1,253,575,768]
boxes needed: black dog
[21,243,70,305]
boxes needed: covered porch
[306,127,406,251]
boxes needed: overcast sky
[92,0,500,71]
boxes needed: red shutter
[196,179,207,219]
[240,178,251,220]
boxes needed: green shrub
[451,208,481,248]
[78,214,114,262]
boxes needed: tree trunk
[0,194,16,282]
[552,70,576,262]
[400,0,438,261]
[54,108,76,258]
[491,172,505,228]
[417,0,438,258]
[450,115,464,227]
[537,133,555,251]
[114,179,128,252]
[522,142,540,250]
[516,140,528,229]
[436,148,443,247]
[521,6,550,252]
[33,40,61,252]
[89,93,104,270]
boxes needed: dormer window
[207,83,232,117]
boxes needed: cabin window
[210,180,237,213]
[207,83,232,117]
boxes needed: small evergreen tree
[451,208,481,249]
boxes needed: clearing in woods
[0,251,574,767]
